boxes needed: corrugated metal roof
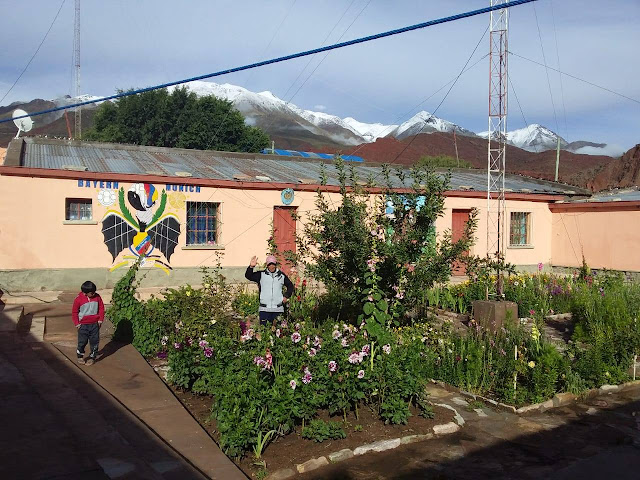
[569,187,640,203]
[17,138,586,195]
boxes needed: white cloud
[314,104,327,111]
[574,144,626,158]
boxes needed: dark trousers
[259,311,281,326]
[77,323,100,357]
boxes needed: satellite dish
[12,109,34,138]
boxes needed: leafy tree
[416,154,472,169]
[84,87,269,152]
[294,159,478,322]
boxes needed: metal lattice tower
[73,0,81,138]
[487,0,508,260]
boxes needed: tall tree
[84,87,270,152]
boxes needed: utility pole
[453,126,460,168]
[487,0,508,296]
[73,0,81,139]
[554,136,560,182]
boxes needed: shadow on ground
[0,332,207,479]
[302,390,640,480]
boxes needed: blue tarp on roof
[261,148,364,162]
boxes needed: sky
[0,0,638,151]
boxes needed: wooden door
[273,206,297,274]
[451,209,471,275]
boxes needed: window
[186,202,219,245]
[66,198,92,221]
[510,212,531,246]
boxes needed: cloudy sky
[1,0,638,151]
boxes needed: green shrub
[301,419,346,442]
[232,288,259,317]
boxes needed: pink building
[0,137,636,292]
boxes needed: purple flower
[173,342,182,350]
[291,332,302,343]
[357,369,365,379]
[302,368,313,384]
[382,344,391,355]
[313,336,322,347]
[186,337,193,346]
[328,360,338,372]
[361,344,371,356]
[203,347,213,358]
[198,339,209,348]
[290,379,297,390]
[156,351,167,359]
[254,355,265,367]
[308,348,317,357]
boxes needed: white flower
[357,369,365,379]
[341,338,349,348]
[161,336,168,346]
[290,379,297,390]
[332,330,342,340]
[291,332,302,343]
[382,344,391,355]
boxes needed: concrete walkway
[302,383,640,479]
[1,300,245,480]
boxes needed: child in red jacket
[72,281,105,365]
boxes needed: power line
[4,0,539,125]
[509,50,640,105]
[0,0,67,105]
[362,24,490,178]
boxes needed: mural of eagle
[101,183,180,269]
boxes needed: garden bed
[171,387,453,478]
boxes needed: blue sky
[0,0,638,150]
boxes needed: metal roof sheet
[568,187,640,203]
[16,138,585,195]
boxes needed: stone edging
[430,379,640,415]
[266,404,465,479]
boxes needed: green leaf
[377,299,388,312]
[373,292,382,301]
[363,302,374,315]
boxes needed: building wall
[0,174,553,290]
[551,209,640,272]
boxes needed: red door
[273,206,297,274]
[452,209,471,275]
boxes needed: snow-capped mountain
[343,117,397,142]
[386,111,477,140]
[478,124,567,152]
[169,81,377,146]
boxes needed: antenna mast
[73,0,81,138]
[487,0,508,267]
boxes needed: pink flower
[368,295,374,302]
[203,347,213,358]
[395,291,404,299]
[308,348,317,357]
[173,342,182,350]
[198,339,209,348]
[332,330,341,340]
[186,337,193,346]
[361,344,371,356]
[313,336,322,347]
[407,264,416,273]
[295,323,301,331]
[341,338,349,348]
[382,344,391,355]
[348,352,363,364]
[328,360,338,372]
[290,379,297,390]
[529,309,536,316]
[357,370,365,379]
[538,262,543,272]
[367,259,376,272]
[291,332,302,343]
[280,320,288,329]
[254,356,265,367]
[265,349,273,368]
[302,368,313,384]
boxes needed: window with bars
[66,198,93,221]
[510,212,531,246]
[186,202,220,245]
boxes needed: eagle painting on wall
[101,183,180,274]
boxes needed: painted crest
[101,183,180,274]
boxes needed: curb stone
[296,456,328,474]
[354,438,401,455]
[432,402,465,426]
[328,449,354,463]
[433,422,460,435]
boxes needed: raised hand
[250,255,258,268]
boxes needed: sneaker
[77,356,85,365]
[85,357,95,366]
